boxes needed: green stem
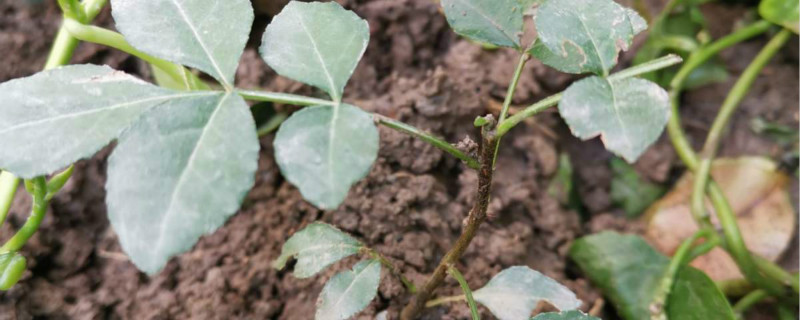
[44,27,80,70]
[45,166,74,201]
[238,90,336,107]
[0,178,47,253]
[448,265,480,320]
[374,114,481,170]
[496,54,683,137]
[732,289,768,317]
[0,172,19,228]
[690,29,791,226]
[650,229,712,319]
[81,0,108,21]
[492,53,530,167]
[256,112,289,137]
[57,0,84,21]
[687,232,721,260]
[666,20,794,297]
[364,248,417,294]
[425,295,466,308]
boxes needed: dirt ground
[0,0,797,319]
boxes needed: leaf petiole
[448,265,480,320]
[238,90,336,107]
[0,178,47,253]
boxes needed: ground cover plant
[0,0,796,319]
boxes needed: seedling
[12,0,784,318]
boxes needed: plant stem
[448,265,480,320]
[732,289,768,316]
[687,232,721,260]
[374,114,481,170]
[425,295,466,307]
[45,166,74,201]
[690,28,791,224]
[492,53,530,167]
[81,0,108,21]
[650,228,712,319]
[257,112,289,137]
[496,54,683,138]
[57,0,84,21]
[400,126,497,320]
[238,90,336,107]
[0,178,47,253]
[364,248,417,294]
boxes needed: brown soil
[0,1,797,320]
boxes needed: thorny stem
[448,265,480,320]
[495,54,683,138]
[375,114,481,170]
[650,229,713,319]
[400,125,497,320]
[363,248,417,294]
[665,20,792,297]
[0,178,47,253]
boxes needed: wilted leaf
[274,104,379,210]
[316,259,381,320]
[610,157,665,217]
[533,0,646,75]
[472,266,582,320]
[759,0,799,34]
[559,76,670,162]
[643,157,796,281]
[106,93,259,274]
[111,0,253,87]
[0,65,194,178]
[570,232,735,320]
[531,310,600,320]
[260,1,369,102]
[441,0,524,49]
[273,222,364,278]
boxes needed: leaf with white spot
[559,76,670,162]
[316,259,381,320]
[106,93,259,274]
[473,266,582,320]
[111,0,253,87]
[0,64,196,178]
[441,0,525,49]
[273,222,364,278]
[533,0,646,75]
[531,311,600,320]
[274,104,379,210]
[260,1,369,102]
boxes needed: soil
[0,1,797,320]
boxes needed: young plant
[0,0,684,318]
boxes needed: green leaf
[274,104,379,210]
[559,76,670,162]
[759,0,799,34]
[260,1,369,102]
[473,266,582,320]
[316,259,381,320]
[111,0,254,87]
[441,0,524,49]
[106,93,259,274]
[610,158,665,217]
[0,252,26,290]
[533,0,646,75]
[273,222,363,278]
[531,310,600,320]
[569,232,734,320]
[666,267,735,320]
[0,64,194,178]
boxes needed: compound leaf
[533,0,646,75]
[274,104,379,210]
[559,76,670,162]
[531,311,600,320]
[0,64,194,178]
[473,266,582,320]
[569,232,734,320]
[273,222,364,278]
[316,259,381,320]
[441,0,524,49]
[759,0,799,34]
[106,93,259,274]
[111,0,253,87]
[260,1,369,102]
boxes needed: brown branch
[400,124,497,320]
